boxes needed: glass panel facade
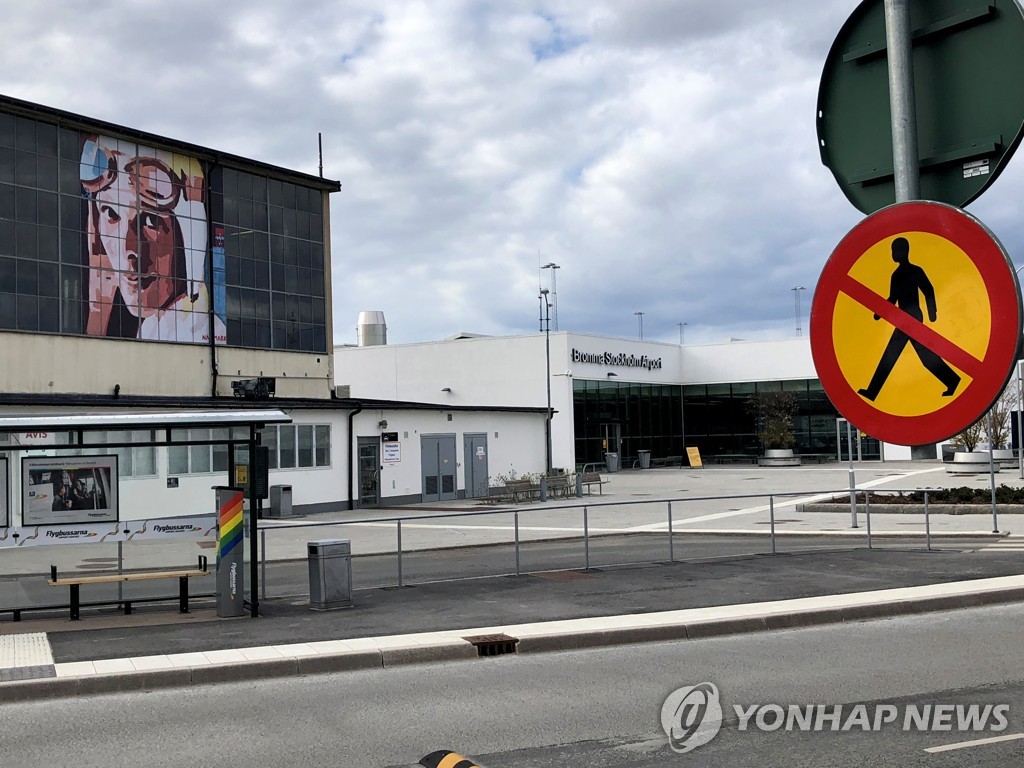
[682,379,839,457]
[0,109,328,352]
[572,379,684,467]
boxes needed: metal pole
[117,541,123,606]
[261,529,267,600]
[1018,359,1023,479]
[514,511,521,577]
[792,286,805,337]
[865,491,872,550]
[848,421,858,528]
[540,290,553,475]
[924,490,932,551]
[397,520,403,588]
[883,0,921,202]
[769,496,776,555]
[989,414,999,533]
[583,506,590,570]
[668,501,674,562]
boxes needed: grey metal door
[421,434,457,502]
[357,437,380,508]
[463,433,489,499]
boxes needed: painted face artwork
[80,136,217,343]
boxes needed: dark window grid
[0,147,14,185]
[0,113,13,149]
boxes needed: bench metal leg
[179,576,189,614]
[70,584,80,621]
[124,601,132,615]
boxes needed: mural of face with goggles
[80,136,222,344]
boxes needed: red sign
[810,201,1022,446]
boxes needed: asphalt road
[7,603,1024,767]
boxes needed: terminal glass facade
[572,379,684,467]
[681,379,840,457]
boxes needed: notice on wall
[383,441,401,464]
[22,455,119,526]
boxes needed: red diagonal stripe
[838,275,985,379]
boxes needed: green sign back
[817,0,1024,214]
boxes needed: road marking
[924,732,1024,753]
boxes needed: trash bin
[268,484,293,518]
[605,452,620,472]
[308,539,352,610]
[637,450,651,469]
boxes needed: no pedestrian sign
[810,201,1022,446]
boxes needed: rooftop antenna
[318,132,323,178]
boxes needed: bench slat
[49,569,209,586]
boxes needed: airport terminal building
[335,328,914,474]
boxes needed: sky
[3,0,1023,346]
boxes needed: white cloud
[1,0,1021,347]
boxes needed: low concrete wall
[797,502,1024,515]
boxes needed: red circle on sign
[810,201,1022,446]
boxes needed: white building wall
[679,338,815,384]
[336,333,683,471]
[351,408,545,502]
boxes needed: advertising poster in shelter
[22,455,119,525]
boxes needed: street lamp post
[542,262,561,331]
[792,286,806,337]
[678,322,687,345]
[539,289,553,475]
[634,311,645,340]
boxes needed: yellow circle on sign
[832,231,989,418]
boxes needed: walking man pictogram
[857,237,961,402]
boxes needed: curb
[4,582,1024,703]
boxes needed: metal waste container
[605,452,620,472]
[637,450,651,469]
[308,539,352,610]
[268,484,293,518]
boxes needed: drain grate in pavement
[463,633,519,657]
[533,570,596,582]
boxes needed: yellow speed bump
[419,750,482,768]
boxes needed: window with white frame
[168,428,232,476]
[69,430,157,479]
[260,424,331,470]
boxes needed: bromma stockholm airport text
[571,349,664,371]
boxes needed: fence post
[261,529,267,600]
[397,520,404,588]
[117,541,124,606]
[668,501,674,562]
[769,496,776,555]
[925,491,932,552]
[514,511,521,577]
[865,491,872,550]
[584,506,590,571]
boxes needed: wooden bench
[505,479,541,503]
[48,555,210,621]
[580,472,607,495]
[545,475,571,499]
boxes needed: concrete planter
[946,451,999,475]
[991,449,1017,470]
[758,448,801,467]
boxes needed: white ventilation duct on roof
[356,311,387,346]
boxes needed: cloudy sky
[4,0,1023,345]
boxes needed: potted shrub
[746,391,801,466]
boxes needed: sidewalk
[3,460,1024,701]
